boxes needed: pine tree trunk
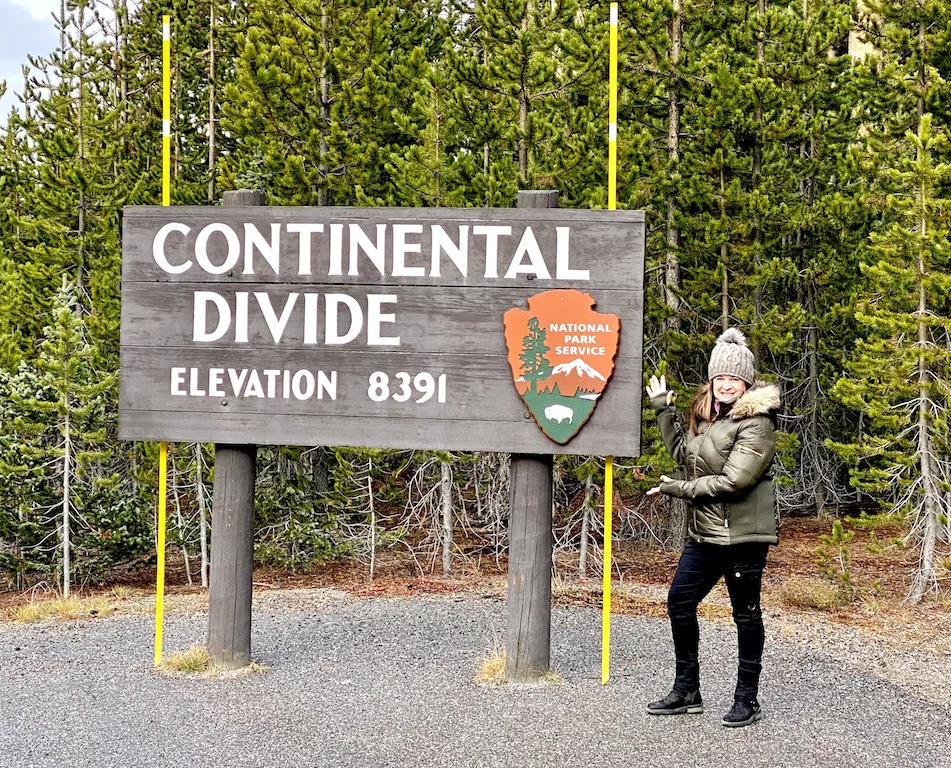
[752,0,767,336]
[171,451,193,585]
[518,0,535,185]
[578,472,594,579]
[440,460,453,576]
[196,443,209,588]
[62,415,71,599]
[720,165,729,330]
[910,149,937,602]
[76,2,86,291]
[807,308,829,516]
[319,9,330,206]
[207,0,216,203]
[665,0,683,337]
[907,21,938,604]
[367,462,376,582]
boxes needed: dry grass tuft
[15,595,120,623]
[158,646,270,678]
[160,646,212,674]
[777,575,844,611]
[474,651,507,684]
[473,651,562,685]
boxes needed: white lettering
[431,225,468,277]
[208,368,225,397]
[189,367,206,396]
[244,370,265,398]
[324,294,363,344]
[292,370,315,400]
[317,371,336,400]
[348,224,387,276]
[170,367,187,395]
[193,291,231,342]
[263,369,281,398]
[195,223,241,274]
[556,226,589,280]
[303,294,320,344]
[243,223,281,275]
[473,226,511,278]
[255,292,299,343]
[366,295,400,346]
[328,224,344,275]
[504,227,551,280]
[228,368,249,394]
[234,292,249,343]
[153,222,191,274]
[287,223,325,275]
[392,224,424,277]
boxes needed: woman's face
[712,375,747,404]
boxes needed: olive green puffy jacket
[651,382,780,546]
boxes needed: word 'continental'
[152,222,590,281]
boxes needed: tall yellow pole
[162,15,171,207]
[155,442,168,666]
[608,3,618,213]
[601,2,619,687]
[154,14,171,668]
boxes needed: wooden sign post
[505,191,557,682]
[205,193,260,669]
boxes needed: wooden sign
[119,206,645,456]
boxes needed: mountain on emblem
[504,289,621,445]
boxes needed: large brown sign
[119,206,645,455]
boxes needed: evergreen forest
[1,0,949,604]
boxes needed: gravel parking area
[1,591,949,768]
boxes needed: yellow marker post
[601,457,614,684]
[601,2,619,687]
[155,442,168,666]
[162,15,171,207]
[154,14,172,668]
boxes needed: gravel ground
[1,590,949,768]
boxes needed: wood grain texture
[205,191,261,671]
[206,444,256,669]
[119,200,646,454]
[505,190,557,683]
[505,453,553,681]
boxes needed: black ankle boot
[647,690,704,715]
[721,697,762,727]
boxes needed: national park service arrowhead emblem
[503,289,620,444]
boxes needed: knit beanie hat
[708,328,755,384]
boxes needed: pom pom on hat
[708,328,755,384]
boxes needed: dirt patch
[1,518,948,654]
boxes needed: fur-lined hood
[697,381,781,420]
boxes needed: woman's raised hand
[647,374,676,405]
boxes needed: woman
[645,328,780,728]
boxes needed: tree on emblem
[519,317,552,394]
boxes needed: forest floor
[2,516,950,707]
[2,516,949,646]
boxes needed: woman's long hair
[688,383,714,435]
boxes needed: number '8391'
[367,372,447,403]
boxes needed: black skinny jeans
[668,539,769,701]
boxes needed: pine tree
[830,0,951,601]
[14,278,115,596]
[830,114,951,603]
